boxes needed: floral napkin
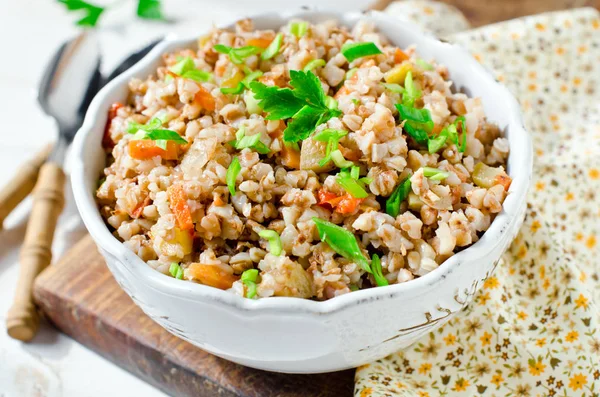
[355,2,600,396]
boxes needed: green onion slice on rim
[226,157,241,196]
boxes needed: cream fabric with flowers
[355,5,600,396]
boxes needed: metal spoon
[6,32,102,341]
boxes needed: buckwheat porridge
[96,18,511,300]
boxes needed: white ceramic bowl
[71,9,532,374]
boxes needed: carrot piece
[167,184,194,231]
[316,188,344,209]
[394,48,409,64]
[187,263,239,290]
[193,85,215,111]
[128,140,179,160]
[335,195,364,214]
[494,174,512,192]
[102,102,124,149]
[246,37,273,49]
[131,196,150,219]
[281,143,301,169]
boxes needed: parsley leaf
[58,0,105,27]
[136,0,164,20]
[283,105,325,142]
[289,69,326,108]
[249,82,305,120]
[250,70,341,143]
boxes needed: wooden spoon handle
[6,162,65,341]
[0,144,53,229]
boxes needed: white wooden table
[0,0,371,395]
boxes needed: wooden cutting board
[33,235,355,397]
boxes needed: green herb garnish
[249,70,341,142]
[427,129,449,153]
[290,21,308,37]
[227,157,241,196]
[169,57,212,82]
[221,84,244,95]
[422,167,449,181]
[402,71,421,107]
[386,177,411,217]
[371,254,388,287]
[258,230,283,256]
[340,42,383,63]
[59,0,165,27]
[395,103,433,144]
[169,262,184,279]
[416,59,434,71]
[382,83,405,94]
[214,44,262,64]
[313,129,348,167]
[58,0,105,27]
[312,217,371,273]
[230,128,270,154]
[137,0,164,20]
[331,150,354,169]
[127,118,188,148]
[241,269,259,299]
[337,174,368,198]
[303,59,326,72]
[261,33,283,60]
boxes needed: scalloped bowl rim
[71,8,532,316]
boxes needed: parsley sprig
[58,0,165,27]
[250,70,341,143]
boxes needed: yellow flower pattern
[355,4,600,396]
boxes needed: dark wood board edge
[33,236,355,397]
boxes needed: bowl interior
[71,9,531,313]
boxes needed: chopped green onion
[359,177,372,185]
[165,74,174,83]
[181,69,212,82]
[261,33,283,60]
[350,165,360,180]
[241,268,259,299]
[214,44,263,65]
[448,116,467,153]
[169,262,184,280]
[402,71,421,107]
[428,129,449,153]
[258,229,282,256]
[346,68,358,80]
[337,175,368,198]
[351,98,360,105]
[341,42,383,63]
[381,83,405,93]
[127,118,188,145]
[313,129,348,167]
[290,21,308,38]
[312,128,348,142]
[231,129,270,154]
[325,96,338,110]
[371,254,388,287]
[422,167,449,181]
[396,104,433,126]
[386,178,411,217]
[312,217,371,273]
[403,122,429,144]
[331,150,354,168]
[169,57,195,75]
[303,59,326,72]
[221,83,244,95]
[213,44,231,54]
[227,157,241,196]
[242,70,263,88]
[416,59,434,71]
[244,90,262,114]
